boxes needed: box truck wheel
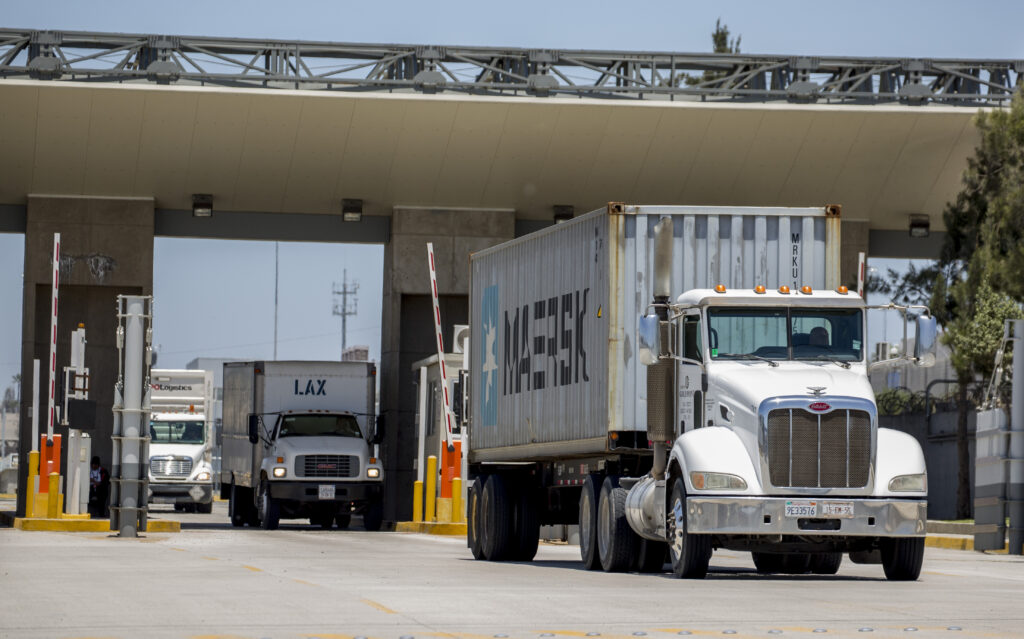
[512,485,540,561]
[634,539,668,573]
[481,473,514,561]
[667,477,711,579]
[578,474,602,570]
[597,476,638,573]
[258,481,280,530]
[197,500,213,515]
[311,509,334,530]
[335,513,351,529]
[363,499,383,531]
[880,537,924,581]
[467,476,487,559]
[809,552,842,575]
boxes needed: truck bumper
[269,481,382,503]
[686,496,927,537]
[148,483,213,505]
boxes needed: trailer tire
[634,539,668,573]
[481,473,514,561]
[578,474,602,570]
[512,485,540,562]
[809,552,842,575]
[468,476,486,559]
[752,552,784,574]
[667,477,711,579]
[597,476,638,573]
[335,513,351,529]
[258,481,280,530]
[229,484,246,527]
[880,537,924,581]
[363,499,384,531]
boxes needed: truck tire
[597,476,638,573]
[311,510,334,530]
[481,473,514,561]
[667,477,711,579]
[467,476,486,559]
[634,539,668,573]
[809,552,842,575]
[229,484,246,527]
[880,537,924,581]
[512,485,540,561]
[752,552,784,574]
[335,513,351,529]
[197,500,213,514]
[780,553,811,574]
[363,499,384,531]
[578,474,602,570]
[258,481,280,530]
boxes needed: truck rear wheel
[578,474,602,570]
[481,473,514,560]
[597,476,638,573]
[362,499,383,531]
[809,552,842,575]
[880,537,924,581]
[752,552,784,574]
[257,481,280,530]
[229,484,247,527]
[634,539,668,573]
[512,485,540,561]
[467,476,486,559]
[335,513,351,529]
[667,477,711,579]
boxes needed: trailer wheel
[257,481,280,530]
[578,474,602,570]
[667,477,711,579]
[362,499,384,531]
[229,484,246,527]
[752,552,784,574]
[880,537,924,581]
[512,485,540,562]
[467,476,486,559]
[597,476,638,573]
[809,552,842,575]
[335,513,351,529]
[481,473,514,561]
[634,539,668,573]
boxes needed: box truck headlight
[888,473,926,492]
[272,467,287,478]
[690,471,746,491]
[367,468,380,479]
[195,471,211,482]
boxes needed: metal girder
[0,28,1020,105]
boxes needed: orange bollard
[38,435,62,494]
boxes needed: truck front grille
[151,457,193,478]
[766,408,870,488]
[296,455,359,478]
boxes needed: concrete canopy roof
[0,79,980,233]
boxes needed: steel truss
[1,28,1021,105]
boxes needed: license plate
[821,501,854,518]
[318,484,336,500]
[785,500,817,517]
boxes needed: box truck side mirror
[372,415,385,445]
[638,314,661,366]
[247,415,260,444]
[914,315,938,367]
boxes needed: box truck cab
[221,361,384,530]
[148,370,214,513]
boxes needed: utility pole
[332,270,358,360]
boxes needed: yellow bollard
[412,480,424,522]
[425,455,437,523]
[46,473,60,519]
[26,451,39,518]
[452,477,463,523]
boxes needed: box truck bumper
[686,496,926,537]
[148,483,213,505]
[269,481,382,503]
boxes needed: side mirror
[914,315,938,367]
[247,415,260,444]
[372,415,385,445]
[638,315,661,366]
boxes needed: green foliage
[683,19,741,87]
[943,277,1022,383]
[875,387,927,416]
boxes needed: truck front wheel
[257,481,280,530]
[667,477,711,579]
[197,500,213,515]
[880,537,924,581]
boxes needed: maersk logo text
[504,288,589,396]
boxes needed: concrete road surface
[1,502,1022,639]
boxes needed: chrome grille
[151,457,192,478]
[765,408,871,488]
[296,454,358,478]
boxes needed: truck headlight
[690,471,746,491]
[367,468,380,479]
[888,473,926,492]
[195,471,211,482]
[272,467,287,478]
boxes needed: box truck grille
[297,455,359,478]
[766,409,870,488]
[151,457,192,478]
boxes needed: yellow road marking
[292,578,317,586]
[360,598,397,614]
[169,547,186,552]
[242,564,262,572]
[202,556,219,561]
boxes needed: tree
[683,19,741,87]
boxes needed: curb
[926,534,973,551]
[1,510,180,533]
[395,521,466,536]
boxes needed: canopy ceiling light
[191,194,213,218]
[342,198,363,222]
[908,214,930,238]
[553,205,574,223]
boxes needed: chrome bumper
[686,496,926,537]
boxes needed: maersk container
[468,203,841,462]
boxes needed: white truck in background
[220,361,385,530]
[467,204,935,580]
[148,369,215,513]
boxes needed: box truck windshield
[150,421,206,445]
[708,307,863,361]
[277,414,362,438]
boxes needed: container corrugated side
[221,362,257,486]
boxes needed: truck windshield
[277,414,362,438]
[708,307,863,362]
[149,421,205,444]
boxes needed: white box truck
[220,361,384,530]
[148,369,215,513]
[466,204,936,580]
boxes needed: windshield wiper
[718,353,779,367]
[802,354,851,369]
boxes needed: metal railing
[1,28,1021,105]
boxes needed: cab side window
[683,315,703,361]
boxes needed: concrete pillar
[379,207,514,522]
[840,218,869,292]
[16,196,153,517]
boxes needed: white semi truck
[148,369,215,513]
[220,361,384,530]
[466,204,935,580]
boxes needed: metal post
[31,359,39,451]
[113,295,151,538]
[1009,319,1024,554]
[273,242,279,360]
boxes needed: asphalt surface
[1,501,1023,639]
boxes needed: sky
[2,0,1023,396]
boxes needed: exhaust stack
[647,217,675,479]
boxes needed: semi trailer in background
[148,369,215,513]
[220,361,384,530]
[466,203,935,580]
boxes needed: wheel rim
[597,488,610,559]
[669,494,686,562]
[580,489,593,552]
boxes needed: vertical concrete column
[16,196,154,517]
[379,207,514,522]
